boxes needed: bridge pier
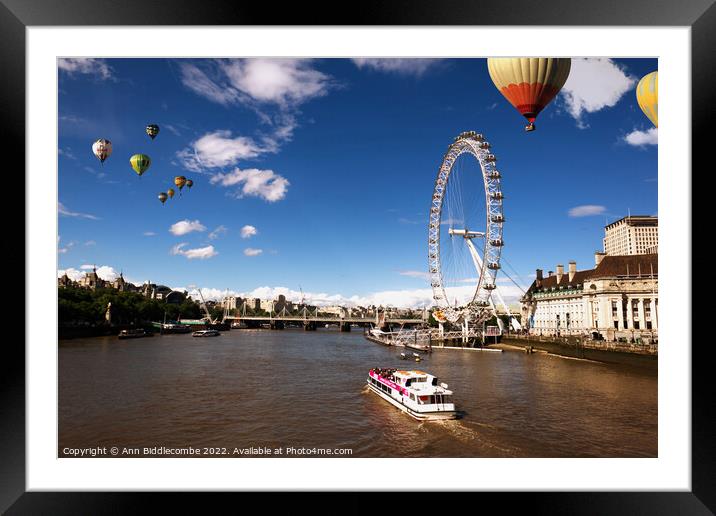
[340,322,351,332]
[270,321,284,330]
[304,321,317,331]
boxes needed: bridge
[223,315,425,331]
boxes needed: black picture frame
[4,0,710,512]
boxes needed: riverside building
[603,215,658,256]
[520,253,658,342]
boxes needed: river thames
[59,329,657,458]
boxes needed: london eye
[428,131,505,328]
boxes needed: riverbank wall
[498,335,657,370]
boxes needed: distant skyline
[58,58,657,307]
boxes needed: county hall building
[520,216,658,342]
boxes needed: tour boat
[118,329,150,339]
[161,323,191,334]
[366,368,457,420]
[192,329,220,337]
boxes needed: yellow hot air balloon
[487,58,571,131]
[167,188,175,199]
[174,176,187,191]
[129,154,151,177]
[636,71,658,127]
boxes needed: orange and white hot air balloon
[487,58,571,132]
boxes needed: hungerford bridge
[223,306,426,331]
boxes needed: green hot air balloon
[129,154,151,177]
[185,179,194,189]
[146,124,160,140]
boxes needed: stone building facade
[521,253,658,341]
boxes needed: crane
[299,285,307,319]
[196,288,214,324]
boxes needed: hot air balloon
[146,124,160,140]
[129,154,151,177]
[636,71,658,128]
[185,179,194,190]
[174,176,187,191]
[158,192,168,205]
[487,58,571,131]
[92,139,112,165]
[167,188,175,199]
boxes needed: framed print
[5,0,713,512]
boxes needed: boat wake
[425,419,522,457]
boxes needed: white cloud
[58,202,100,220]
[58,148,76,160]
[58,236,75,254]
[240,225,258,239]
[58,58,114,80]
[568,205,607,217]
[164,124,182,136]
[560,58,637,127]
[399,270,430,279]
[624,127,658,147]
[95,265,120,281]
[222,59,332,107]
[177,60,331,174]
[57,268,84,281]
[208,225,228,240]
[170,243,218,260]
[169,219,206,236]
[73,265,118,280]
[210,168,289,202]
[179,62,239,105]
[176,130,268,172]
[244,248,263,257]
[143,231,157,237]
[352,58,441,76]
[84,240,96,246]
[176,283,522,309]
[180,58,332,108]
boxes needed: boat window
[405,379,412,387]
[410,394,415,401]
[442,396,452,404]
[432,378,438,386]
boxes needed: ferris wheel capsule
[485,154,497,162]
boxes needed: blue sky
[57,58,657,307]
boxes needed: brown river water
[59,329,657,458]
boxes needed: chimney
[595,251,606,266]
[556,264,564,283]
[548,271,554,277]
[535,269,543,287]
[568,261,576,282]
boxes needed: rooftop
[526,254,657,294]
[605,215,658,229]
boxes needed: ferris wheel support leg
[465,237,498,313]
